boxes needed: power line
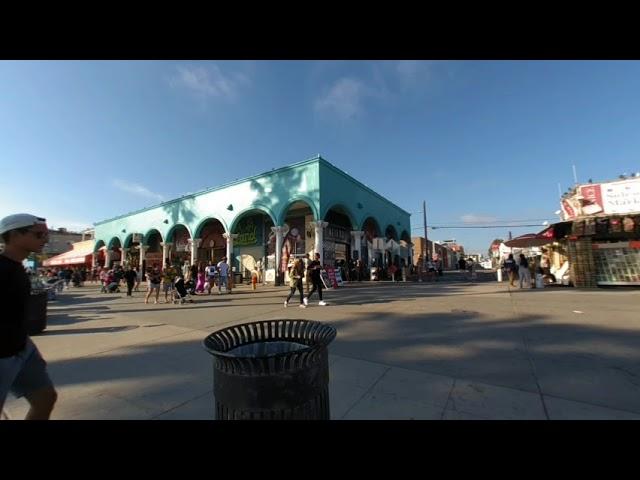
[410,224,545,231]
[430,218,552,225]
[431,224,546,229]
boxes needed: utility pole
[423,201,428,272]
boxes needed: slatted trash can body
[27,291,48,335]
[203,319,336,420]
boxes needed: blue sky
[1,60,639,254]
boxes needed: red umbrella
[504,227,554,248]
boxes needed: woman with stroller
[173,274,194,304]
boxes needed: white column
[311,221,328,265]
[160,242,173,268]
[91,252,98,269]
[351,230,364,260]
[105,250,112,269]
[223,233,239,290]
[190,238,201,265]
[138,245,148,269]
[223,233,238,264]
[121,247,128,266]
[271,226,289,278]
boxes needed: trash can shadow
[203,319,336,420]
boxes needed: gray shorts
[0,338,53,405]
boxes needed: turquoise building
[92,155,412,282]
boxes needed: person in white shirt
[217,257,230,294]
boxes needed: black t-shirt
[0,255,30,358]
[124,270,137,283]
[308,260,322,281]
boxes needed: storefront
[93,155,411,285]
[558,177,640,287]
[593,241,640,285]
[571,215,640,286]
[43,240,94,269]
[232,213,271,280]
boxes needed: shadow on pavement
[37,325,140,336]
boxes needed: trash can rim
[202,319,336,359]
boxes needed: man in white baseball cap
[1,213,57,420]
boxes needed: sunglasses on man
[17,228,49,240]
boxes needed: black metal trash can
[203,319,336,420]
[26,291,48,336]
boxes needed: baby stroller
[173,276,194,304]
[184,278,197,296]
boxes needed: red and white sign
[601,179,640,214]
[560,178,640,219]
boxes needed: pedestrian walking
[503,254,517,287]
[195,263,206,294]
[134,266,141,292]
[304,253,327,306]
[145,265,161,304]
[123,265,137,296]
[205,262,216,294]
[284,258,306,308]
[217,256,230,294]
[0,213,58,420]
[518,254,531,289]
[303,253,311,294]
[161,261,178,302]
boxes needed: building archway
[166,223,192,267]
[385,225,399,241]
[194,218,226,266]
[143,229,163,270]
[278,200,314,277]
[229,209,274,280]
[106,237,122,268]
[361,216,382,272]
[94,240,106,267]
[324,205,356,268]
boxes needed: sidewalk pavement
[4,280,640,420]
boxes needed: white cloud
[112,179,164,202]
[314,77,369,120]
[394,60,434,86]
[170,64,249,101]
[461,214,498,224]
[314,62,443,120]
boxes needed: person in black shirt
[123,265,137,297]
[503,254,518,287]
[304,252,327,306]
[0,213,57,420]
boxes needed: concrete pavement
[4,279,640,420]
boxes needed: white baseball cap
[0,213,47,235]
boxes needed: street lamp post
[423,200,428,279]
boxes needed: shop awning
[43,241,94,267]
[504,227,555,248]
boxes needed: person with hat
[0,213,57,419]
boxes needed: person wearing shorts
[1,213,57,420]
[162,262,177,303]
[145,266,162,304]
